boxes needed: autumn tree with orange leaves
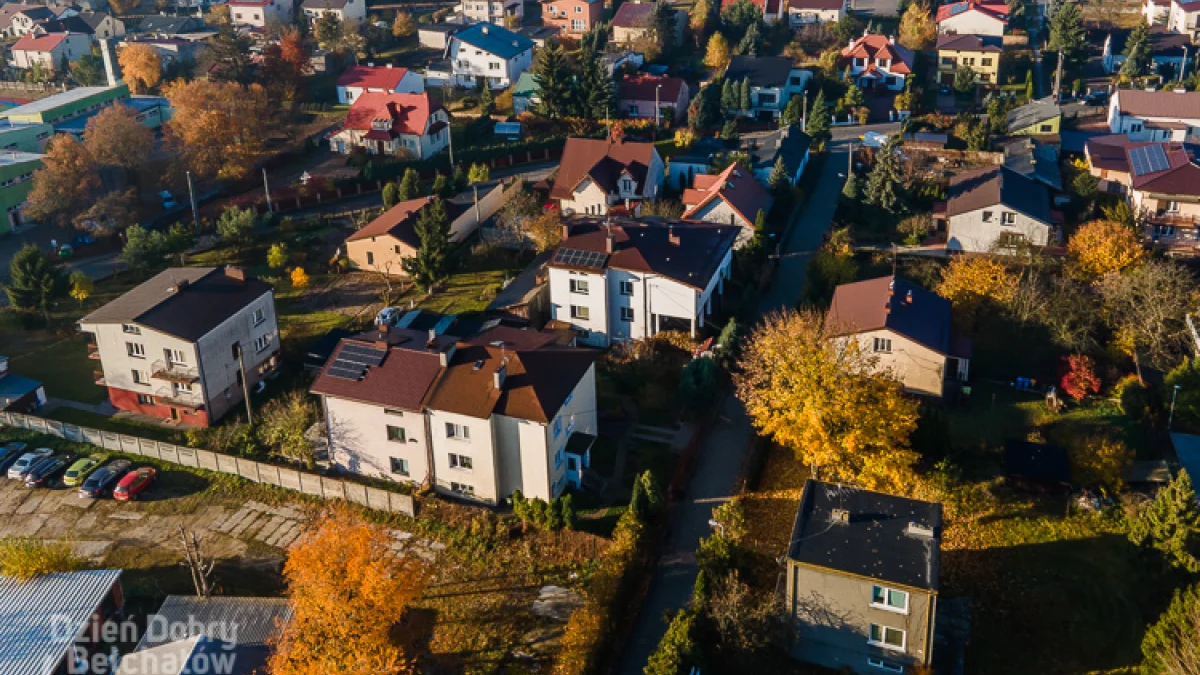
[84,104,154,180]
[117,43,161,94]
[25,135,101,228]
[936,255,1019,332]
[165,79,269,181]
[1067,219,1146,281]
[269,507,427,675]
[261,28,311,107]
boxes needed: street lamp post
[655,84,662,128]
[1171,385,1182,430]
[1181,45,1189,83]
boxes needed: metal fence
[0,411,415,517]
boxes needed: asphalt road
[617,122,897,675]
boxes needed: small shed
[494,121,522,139]
[418,23,462,50]
[1123,459,1172,488]
[1004,440,1072,492]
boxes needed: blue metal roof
[0,569,122,675]
[0,372,42,409]
[453,22,534,59]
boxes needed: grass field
[7,334,107,404]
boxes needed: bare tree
[1097,260,1195,379]
[178,525,215,598]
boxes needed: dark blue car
[78,459,132,499]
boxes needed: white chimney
[493,363,507,390]
[100,38,120,87]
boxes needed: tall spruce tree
[1121,20,1152,78]
[533,42,572,119]
[767,156,790,195]
[738,78,751,111]
[1048,0,1086,64]
[864,136,907,214]
[4,244,63,320]
[578,50,614,119]
[402,198,452,292]
[806,89,831,147]
[721,79,738,111]
[1129,469,1200,572]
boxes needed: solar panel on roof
[553,247,609,269]
[327,343,386,380]
[1129,144,1170,177]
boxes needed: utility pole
[1181,45,1189,83]
[655,84,661,136]
[801,90,807,131]
[186,170,199,231]
[235,343,253,425]
[447,122,455,170]
[262,168,273,214]
[1053,49,1063,103]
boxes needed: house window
[387,425,407,442]
[574,4,582,10]
[620,307,635,322]
[555,447,564,467]
[982,210,993,222]
[981,57,992,66]
[450,481,475,496]
[122,324,141,334]
[252,307,265,326]
[1131,123,1143,133]
[1002,212,1016,225]
[390,457,410,475]
[570,278,589,295]
[553,416,563,439]
[619,280,634,296]
[570,305,590,320]
[621,178,633,192]
[873,337,892,353]
[367,251,375,265]
[166,348,186,365]
[573,18,585,29]
[1039,124,1052,132]
[489,62,500,70]
[132,370,146,384]
[449,453,473,470]
[137,394,154,405]
[871,586,909,613]
[255,334,272,353]
[127,342,145,358]
[446,422,470,440]
[384,408,405,416]
[867,658,905,673]
[868,624,906,651]
[1167,200,1181,212]
[941,56,954,65]
[627,104,639,115]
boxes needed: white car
[7,448,53,480]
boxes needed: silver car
[7,448,53,480]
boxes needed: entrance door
[169,408,180,421]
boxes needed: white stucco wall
[324,396,430,483]
[549,267,609,346]
[937,11,1005,36]
[428,409,500,503]
[947,206,1051,253]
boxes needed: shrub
[645,610,698,675]
[1060,354,1100,401]
[1114,374,1151,421]
[1142,582,1200,675]
[0,537,84,580]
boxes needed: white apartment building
[228,0,292,28]
[301,0,367,25]
[550,138,665,216]
[79,267,279,427]
[448,22,534,89]
[1108,89,1200,143]
[1167,0,1200,38]
[311,325,599,504]
[546,220,738,348]
[461,0,523,23]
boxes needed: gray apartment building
[785,479,943,675]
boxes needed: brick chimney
[605,230,615,253]
[668,225,680,246]
[561,223,570,241]
[225,266,246,282]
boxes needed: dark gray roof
[136,596,293,650]
[740,125,811,173]
[725,55,798,88]
[0,569,123,675]
[1006,98,1061,131]
[40,15,92,32]
[80,267,273,342]
[118,636,268,675]
[1001,137,1063,190]
[78,10,113,30]
[946,166,1053,223]
[551,219,737,290]
[787,480,942,591]
[136,14,205,34]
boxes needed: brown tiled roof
[936,33,1002,52]
[1136,162,1200,197]
[1127,143,1191,188]
[617,75,686,103]
[549,138,657,200]
[681,163,774,227]
[426,326,596,422]
[827,275,953,354]
[549,219,738,289]
[945,165,1052,223]
[788,0,843,9]
[1085,134,1141,172]
[611,1,654,27]
[346,197,465,248]
[310,327,451,410]
[1115,89,1200,119]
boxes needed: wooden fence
[0,411,415,517]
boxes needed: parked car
[1084,91,1109,106]
[0,442,29,471]
[7,448,53,480]
[78,459,132,499]
[113,467,157,501]
[24,454,74,488]
[63,455,108,487]
[160,190,178,210]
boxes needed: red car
[112,467,157,502]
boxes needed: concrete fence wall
[0,412,415,517]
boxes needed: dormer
[371,117,391,131]
[618,170,637,197]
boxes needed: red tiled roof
[841,34,914,74]
[681,163,774,228]
[336,65,412,91]
[617,75,686,103]
[12,32,69,51]
[1127,143,1191,188]
[347,196,465,248]
[935,0,1008,23]
[550,138,657,199]
[1176,0,1200,10]
[1137,162,1200,196]
[788,0,843,9]
[1085,134,1143,172]
[340,91,441,137]
[611,1,656,27]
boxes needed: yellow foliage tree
[0,537,83,580]
[897,0,936,51]
[1067,219,1146,281]
[936,255,1018,332]
[165,79,269,180]
[268,507,426,675]
[118,43,162,94]
[690,0,711,36]
[290,266,310,289]
[392,11,416,38]
[69,271,93,307]
[736,309,920,492]
[704,33,730,70]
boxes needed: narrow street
[1030,0,1047,98]
[617,123,894,674]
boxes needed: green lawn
[8,335,107,405]
[412,268,508,315]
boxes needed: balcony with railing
[153,386,203,411]
[87,342,101,360]
[93,370,106,386]
[151,360,200,384]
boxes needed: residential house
[667,125,811,190]
[1001,137,1062,191]
[841,34,914,91]
[418,23,463,50]
[460,0,524,24]
[344,182,518,274]
[1168,0,1200,39]
[1084,138,1200,247]
[313,323,599,503]
[724,55,812,118]
[0,569,125,675]
[1006,97,1061,136]
[335,64,424,105]
[1084,133,1141,193]
[1102,26,1191,78]
[79,266,280,427]
[449,22,535,89]
[681,162,775,246]
[541,0,603,35]
[0,150,43,233]
[935,0,1008,36]
[301,0,367,25]
[1108,89,1200,143]
[547,219,737,345]
[783,0,846,26]
[827,276,970,397]
[78,10,124,39]
[227,0,292,28]
[3,5,55,37]
[549,137,665,216]
[618,74,689,122]
[935,33,1001,85]
[118,36,206,67]
[9,32,91,71]
[784,480,942,675]
[944,165,1057,253]
[0,354,45,413]
[135,15,210,38]
[1145,0,1170,24]
[518,25,561,47]
[328,92,449,159]
[512,70,540,114]
[34,14,97,37]
[610,2,685,47]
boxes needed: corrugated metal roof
[136,596,293,650]
[0,569,122,675]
